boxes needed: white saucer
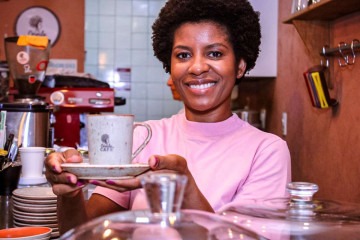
[13,212,58,221]
[18,175,47,185]
[12,195,57,205]
[13,187,56,200]
[13,200,56,209]
[13,203,57,213]
[13,215,58,224]
[13,208,57,217]
[61,163,150,180]
[13,220,58,228]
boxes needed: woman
[45,0,291,233]
[167,77,182,101]
[167,77,185,113]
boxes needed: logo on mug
[100,134,114,152]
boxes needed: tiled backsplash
[85,0,183,121]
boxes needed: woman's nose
[188,55,210,75]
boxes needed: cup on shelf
[291,0,308,13]
[19,147,46,178]
[308,0,321,6]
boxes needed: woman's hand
[89,154,214,212]
[86,154,185,191]
[45,149,86,197]
[149,154,214,212]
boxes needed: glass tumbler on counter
[140,173,188,220]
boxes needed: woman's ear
[236,59,247,79]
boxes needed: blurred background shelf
[284,0,360,23]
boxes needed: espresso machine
[0,36,53,148]
[37,79,124,148]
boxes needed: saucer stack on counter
[12,187,59,239]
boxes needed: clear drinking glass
[140,173,188,220]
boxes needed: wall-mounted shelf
[283,0,360,65]
[284,0,360,23]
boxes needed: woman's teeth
[189,82,215,89]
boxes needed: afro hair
[152,0,261,80]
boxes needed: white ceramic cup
[86,114,152,165]
[19,147,46,178]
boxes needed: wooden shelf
[284,0,360,24]
[282,0,360,66]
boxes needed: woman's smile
[189,82,216,90]
[186,78,217,91]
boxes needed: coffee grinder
[0,36,53,148]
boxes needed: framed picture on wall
[14,6,61,46]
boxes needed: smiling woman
[169,21,245,121]
[44,0,291,235]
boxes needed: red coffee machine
[37,75,126,148]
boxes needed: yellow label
[311,72,328,108]
[0,149,8,156]
[17,35,49,48]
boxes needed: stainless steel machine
[1,36,52,148]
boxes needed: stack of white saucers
[12,187,59,239]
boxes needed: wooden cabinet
[283,0,360,65]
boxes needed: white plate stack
[12,187,59,239]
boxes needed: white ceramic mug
[86,114,152,165]
[19,147,46,178]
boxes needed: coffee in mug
[86,114,152,165]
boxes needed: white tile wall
[85,0,182,122]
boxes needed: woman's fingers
[89,177,142,192]
[63,149,83,163]
[44,150,86,196]
[46,169,87,196]
[44,152,64,174]
[149,154,188,173]
[45,170,76,185]
[147,154,197,198]
[52,183,87,197]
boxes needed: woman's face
[171,21,246,121]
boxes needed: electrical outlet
[281,112,287,136]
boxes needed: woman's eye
[208,51,222,58]
[177,52,191,59]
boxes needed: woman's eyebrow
[205,43,229,50]
[173,43,228,51]
[173,45,191,51]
